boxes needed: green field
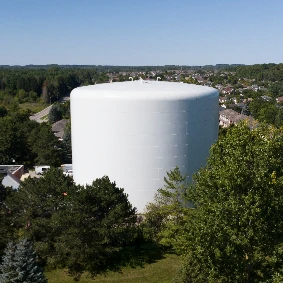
[46,253,181,283]
[19,102,49,113]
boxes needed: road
[29,105,52,123]
[29,95,70,123]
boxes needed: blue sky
[0,0,282,66]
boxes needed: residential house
[52,119,69,140]
[219,109,256,128]
[0,165,25,189]
[221,87,234,95]
[276,96,283,103]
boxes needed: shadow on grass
[103,241,169,275]
[122,242,165,268]
[66,242,169,281]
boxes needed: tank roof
[71,81,218,101]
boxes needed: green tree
[275,108,283,128]
[0,239,47,283]
[258,104,277,124]
[62,122,72,163]
[0,183,16,258]
[144,167,190,253]
[7,168,74,266]
[0,106,7,117]
[56,176,137,278]
[0,116,29,164]
[18,89,28,102]
[269,82,283,98]
[7,171,138,278]
[29,123,62,166]
[59,100,70,119]
[41,81,49,104]
[48,103,62,124]
[175,124,283,282]
[28,91,38,102]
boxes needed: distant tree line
[234,63,283,82]
[0,66,109,107]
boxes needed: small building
[276,96,283,103]
[219,96,228,104]
[221,86,234,95]
[219,109,256,128]
[0,165,25,190]
[52,119,69,140]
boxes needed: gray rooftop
[52,119,69,133]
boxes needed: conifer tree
[0,183,16,258]
[144,167,190,250]
[48,103,62,124]
[0,242,17,282]
[0,238,47,283]
[62,122,72,163]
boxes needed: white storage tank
[71,80,219,211]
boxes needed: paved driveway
[29,105,52,123]
[29,96,70,123]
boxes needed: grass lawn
[19,102,49,113]
[46,253,181,283]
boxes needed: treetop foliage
[0,66,109,107]
[3,169,138,279]
[0,183,17,260]
[174,123,283,282]
[48,103,62,124]
[0,113,61,166]
[144,167,190,253]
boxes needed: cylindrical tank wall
[71,82,219,212]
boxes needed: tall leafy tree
[174,124,283,282]
[55,176,137,278]
[41,81,49,103]
[29,123,62,166]
[0,116,29,164]
[0,113,41,165]
[7,171,138,277]
[258,104,277,124]
[7,168,74,265]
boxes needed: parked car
[63,169,73,177]
[35,166,50,175]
